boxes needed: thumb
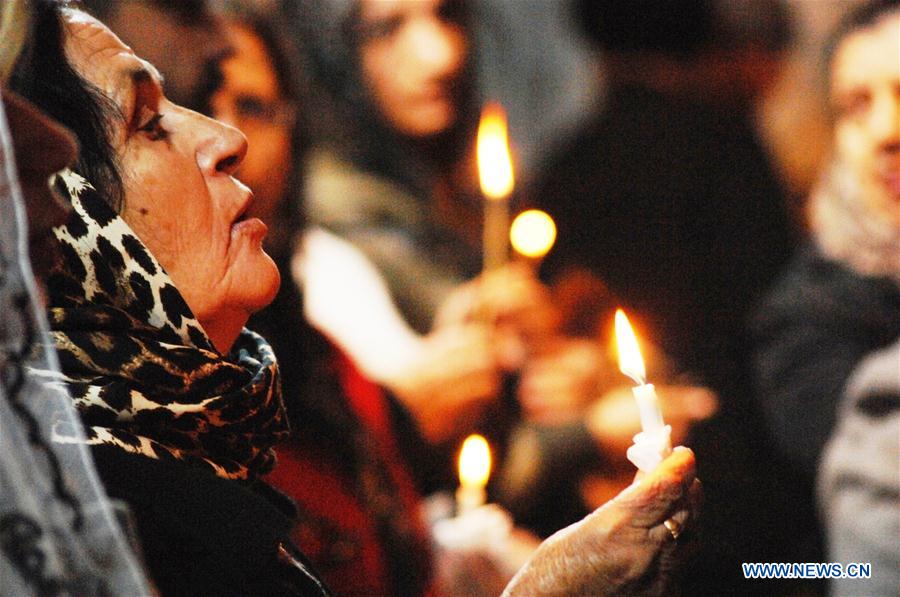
[610,446,696,528]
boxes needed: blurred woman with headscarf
[0,1,152,593]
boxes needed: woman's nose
[409,18,464,80]
[196,113,248,176]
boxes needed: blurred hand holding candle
[614,309,673,472]
[432,434,538,592]
[477,102,514,272]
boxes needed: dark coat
[92,445,331,597]
[752,244,900,593]
[753,244,900,478]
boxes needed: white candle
[477,102,514,272]
[627,383,672,472]
[483,199,509,272]
[632,382,665,435]
[614,310,672,472]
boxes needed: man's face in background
[830,12,900,225]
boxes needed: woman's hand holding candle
[435,264,556,330]
[518,338,604,425]
[434,264,559,370]
[388,324,500,443]
[435,435,541,594]
[502,447,700,596]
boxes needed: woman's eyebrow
[130,66,166,98]
[123,66,166,127]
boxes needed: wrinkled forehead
[61,8,162,95]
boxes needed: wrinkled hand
[387,324,501,443]
[586,385,717,463]
[502,447,700,596]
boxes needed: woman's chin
[245,253,281,313]
[218,251,282,317]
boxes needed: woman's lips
[231,217,268,241]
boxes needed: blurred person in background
[207,5,436,593]
[78,0,229,113]
[205,5,567,593]
[289,0,545,460]
[535,0,807,593]
[754,1,900,594]
[818,341,899,597]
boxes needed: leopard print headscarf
[41,170,288,481]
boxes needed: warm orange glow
[510,209,557,258]
[476,102,514,200]
[458,434,492,489]
[615,309,647,385]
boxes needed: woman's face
[62,10,279,349]
[358,0,467,138]
[210,21,293,225]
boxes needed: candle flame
[458,434,491,489]
[477,102,514,200]
[615,309,647,385]
[510,209,557,258]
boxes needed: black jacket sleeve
[752,246,900,476]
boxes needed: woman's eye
[236,96,270,120]
[834,89,871,121]
[136,107,169,141]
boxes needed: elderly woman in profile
[10,2,700,595]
